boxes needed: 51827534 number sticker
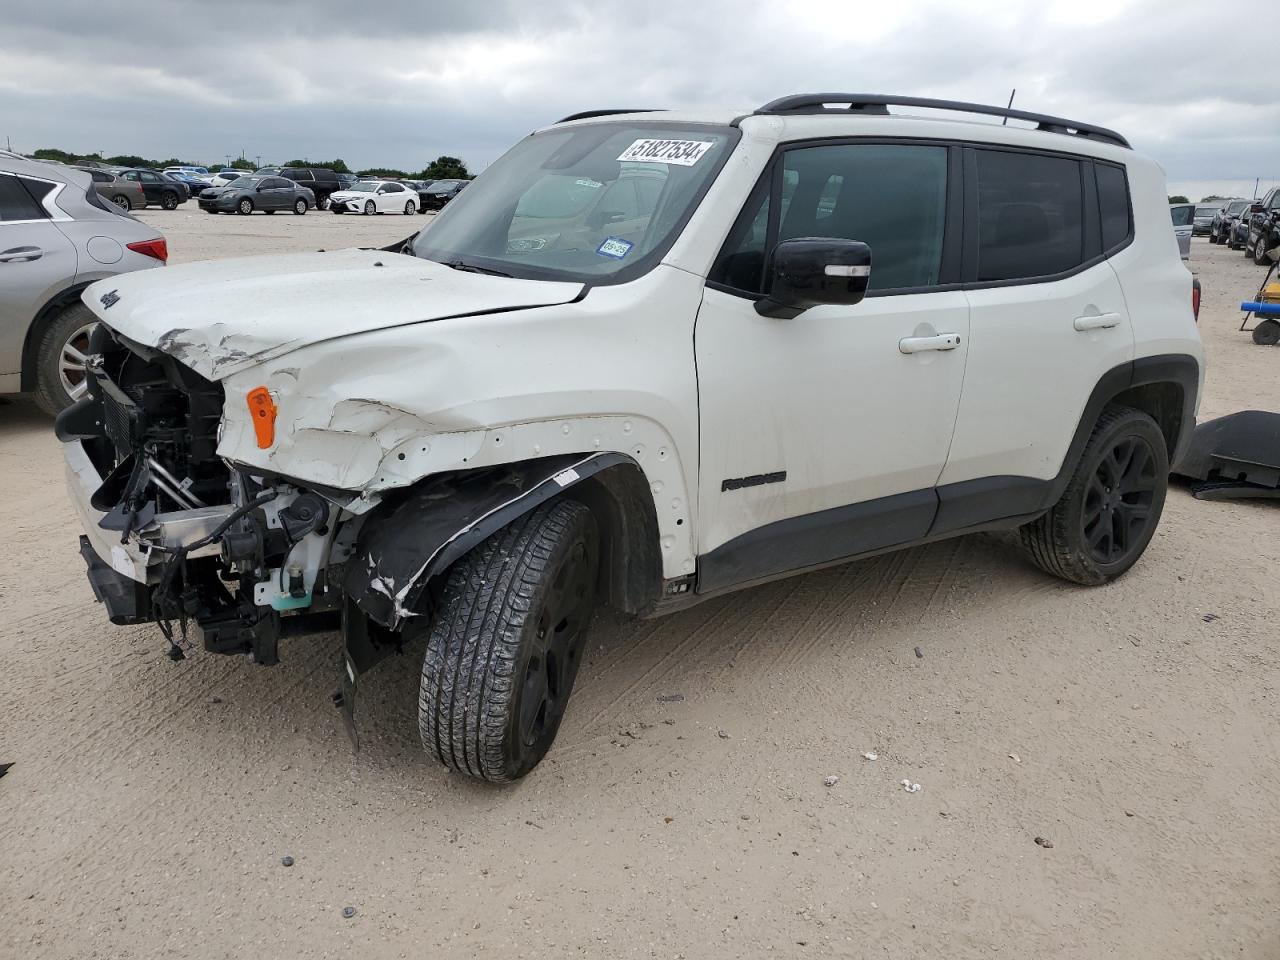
[616,139,715,166]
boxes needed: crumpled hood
[82,248,584,380]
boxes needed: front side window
[0,173,48,221]
[711,142,948,294]
[410,122,738,282]
[975,149,1084,282]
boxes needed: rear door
[1169,203,1193,259]
[936,148,1135,527]
[0,171,78,384]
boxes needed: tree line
[28,148,471,180]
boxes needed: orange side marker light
[246,387,277,449]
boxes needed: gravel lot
[2,219,1278,959]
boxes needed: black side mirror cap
[755,238,872,319]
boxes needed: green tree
[357,167,410,178]
[229,158,255,170]
[32,147,79,164]
[1200,195,1225,203]
[1168,195,1189,204]
[286,158,351,174]
[106,155,154,168]
[420,155,470,180]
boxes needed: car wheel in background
[161,192,179,211]
[294,198,307,215]
[33,302,98,416]
[1253,319,1280,346]
[404,200,415,215]
[110,195,132,211]
[318,195,330,210]
[237,198,253,215]
[1254,235,1272,265]
[331,206,344,214]
[364,200,375,216]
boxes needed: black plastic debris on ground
[0,762,11,779]
[1172,411,1280,500]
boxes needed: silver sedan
[1,152,168,414]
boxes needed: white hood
[82,248,584,380]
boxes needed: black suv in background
[419,179,468,210]
[1246,188,1280,264]
[255,167,342,209]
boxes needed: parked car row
[1171,192,1280,264]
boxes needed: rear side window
[975,149,1084,282]
[1095,162,1132,252]
[0,174,50,221]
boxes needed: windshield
[345,181,379,193]
[1226,200,1250,215]
[227,177,262,188]
[1170,205,1195,226]
[410,122,738,282]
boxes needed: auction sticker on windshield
[596,237,634,259]
[617,139,715,166]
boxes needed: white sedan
[329,180,418,215]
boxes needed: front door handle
[899,333,961,355]
[1073,313,1122,331]
[0,246,43,263]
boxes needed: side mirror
[1251,204,1264,214]
[755,238,872,319]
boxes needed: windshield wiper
[441,259,513,278]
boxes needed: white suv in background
[58,94,1203,782]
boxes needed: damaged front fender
[345,452,630,628]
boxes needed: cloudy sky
[2,0,1275,199]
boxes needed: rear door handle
[899,333,961,355]
[0,246,43,263]
[1073,313,1122,331]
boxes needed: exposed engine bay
[57,324,353,668]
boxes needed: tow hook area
[332,597,402,749]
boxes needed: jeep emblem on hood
[99,289,120,309]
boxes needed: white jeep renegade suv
[58,94,1203,781]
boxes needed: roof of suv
[547,94,1134,162]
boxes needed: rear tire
[32,302,98,416]
[294,198,307,215]
[1018,406,1168,586]
[1253,319,1280,346]
[110,194,132,211]
[418,499,599,782]
[404,200,415,215]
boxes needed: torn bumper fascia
[345,452,628,629]
[64,439,234,584]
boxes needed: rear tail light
[1191,279,1202,322]
[127,238,168,262]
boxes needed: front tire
[364,200,375,216]
[1019,406,1168,586]
[418,499,599,782]
[237,198,253,215]
[161,192,179,211]
[32,302,98,416]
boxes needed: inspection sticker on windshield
[617,138,715,166]
[597,236,634,259]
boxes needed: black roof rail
[556,109,663,124]
[754,94,1130,149]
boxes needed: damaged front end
[56,324,365,671]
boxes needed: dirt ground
[3,215,1279,959]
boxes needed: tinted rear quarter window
[975,149,1083,282]
[0,174,50,221]
[1095,162,1132,252]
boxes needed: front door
[694,140,969,591]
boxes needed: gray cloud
[2,0,1275,192]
